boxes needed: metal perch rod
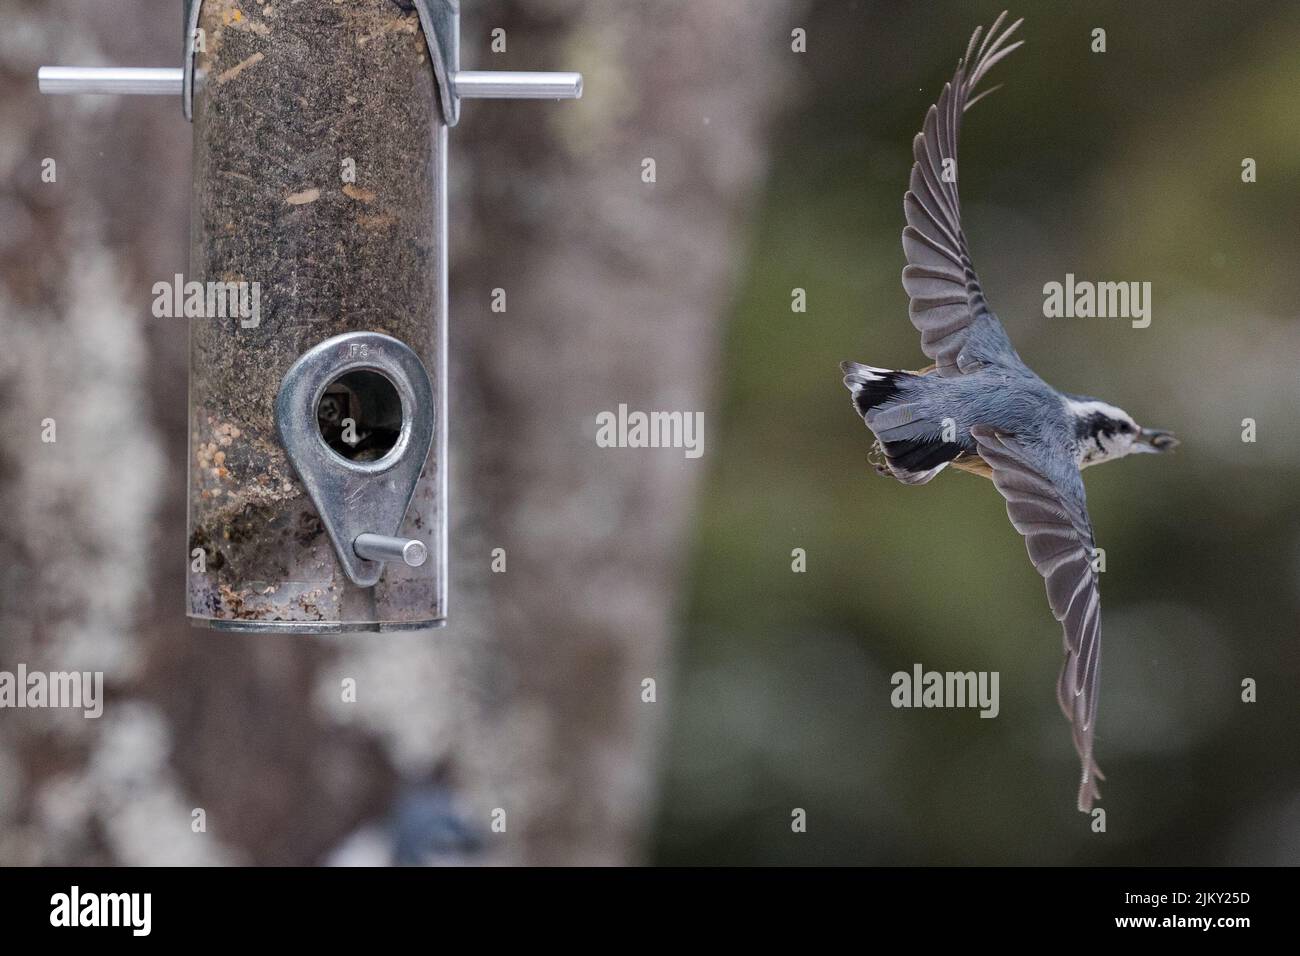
[38,66,583,100]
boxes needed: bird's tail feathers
[841,361,955,485]
[840,361,910,417]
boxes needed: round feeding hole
[316,369,403,462]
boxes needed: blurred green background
[654,0,1300,864]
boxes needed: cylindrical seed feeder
[37,0,582,633]
[187,0,447,631]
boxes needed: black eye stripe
[1078,411,1112,440]
[1075,409,1135,440]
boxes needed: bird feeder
[38,0,582,631]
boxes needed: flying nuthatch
[841,12,1178,812]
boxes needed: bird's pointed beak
[1135,427,1178,453]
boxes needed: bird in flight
[841,11,1177,812]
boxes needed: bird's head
[1066,398,1178,468]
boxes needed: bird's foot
[868,442,891,478]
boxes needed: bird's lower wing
[971,426,1104,811]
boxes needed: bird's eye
[1118,421,1134,434]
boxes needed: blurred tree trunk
[0,0,789,865]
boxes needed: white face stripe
[1065,398,1135,425]
[1067,398,1140,468]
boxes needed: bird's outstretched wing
[971,426,1104,812]
[903,12,1023,376]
